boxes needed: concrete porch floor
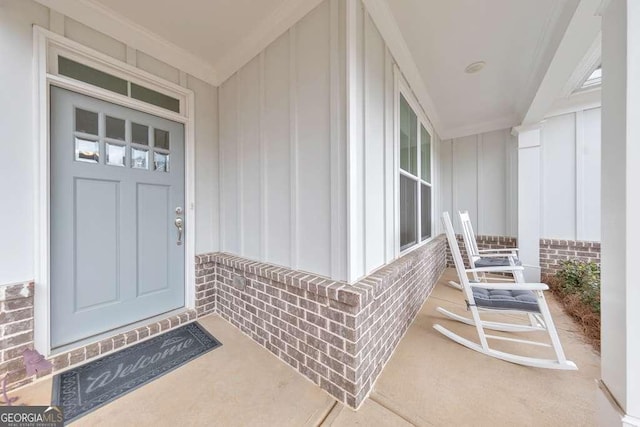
[9,269,600,426]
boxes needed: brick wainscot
[198,234,447,408]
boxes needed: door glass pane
[131,83,180,113]
[59,56,128,96]
[106,143,126,167]
[400,95,417,175]
[154,152,170,172]
[132,123,149,145]
[75,108,98,135]
[421,184,432,240]
[421,125,431,183]
[105,116,125,141]
[400,175,417,249]
[131,147,148,169]
[75,138,99,163]
[154,129,170,150]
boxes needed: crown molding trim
[34,0,218,86]
[560,32,601,98]
[214,0,325,85]
[361,0,443,138]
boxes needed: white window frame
[33,26,196,356]
[396,75,435,255]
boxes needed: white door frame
[33,26,197,356]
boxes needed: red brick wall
[0,282,36,390]
[445,235,601,277]
[207,235,447,408]
[539,239,601,276]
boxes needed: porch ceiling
[95,0,287,68]
[386,0,580,139]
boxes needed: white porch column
[512,124,542,282]
[599,1,640,425]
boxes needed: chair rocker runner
[434,212,577,370]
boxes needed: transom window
[399,93,432,251]
[57,56,180,113]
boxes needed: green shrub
[555,259,601,314]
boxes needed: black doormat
[52,322,221,423]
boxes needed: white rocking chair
[446,210,523,290]
[434,212,577,370]
[458,210,524,283]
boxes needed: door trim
[33,26,197,356]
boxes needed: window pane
[400,95,417,175]
[75,138,99,163]
[131,83,180,113]
[421,125,431,182]
[154,152,170,172]
[400,175,417,249]
[106,143,125,167]
[132,123,149,145]
[75,108,98,135]
[131,147,148,169]
[154,129,170,150]
[421,184,432,240]
[59,56,127,95]
[105,116,125,141]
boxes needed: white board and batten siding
[0,0,219,285]
[347,1,443,281]
[541,108,601,242]
[218,0,348,281]
[439,106,601,242]
[349,2,392,281]
[439,129,518,237]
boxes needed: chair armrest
[466,266,524,273]
[471,282,549,291]
[478,248,518,253]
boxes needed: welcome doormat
[52,322,221,423]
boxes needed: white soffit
[35,0,324,87]
[382,0,579,140]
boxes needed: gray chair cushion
[471,287,540,312]
[474,256,521,268]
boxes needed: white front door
[50,86,186,348]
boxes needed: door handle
[175,217,184,246]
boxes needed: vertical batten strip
[345,0,358,282]
[218,83,226,252]
[383,48,394,263]
[392,64,400,258]
[126,46,137,67]
[49,11,65,35]
[259,52,268,261]
[477,133,483,234]
[361,10,368,277]
[236,72,244,256]
[575,111,585,240]
[329,0,343,280]
[289,27,299,271]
